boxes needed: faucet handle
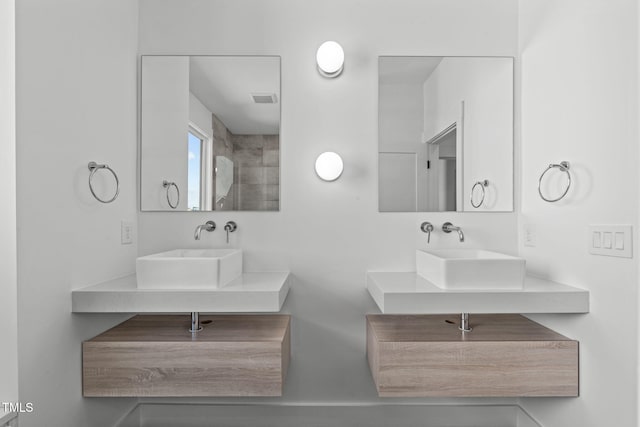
[420,222,434,244]
[224,221,237,244]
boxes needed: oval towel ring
[470,180,489,208]
[162,180,180,209]
[538,161,571,202]
[88,162,119,204]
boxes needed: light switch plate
[588,225,632,258]
[523,223,537,247]
[121,221,134,245]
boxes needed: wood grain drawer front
[83,315,290,397]
[367,314,578,398]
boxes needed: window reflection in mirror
[187,124,214,211]
[378,56,513,212]
[187,130,202,211]
[140,56,280,212]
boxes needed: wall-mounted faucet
[442,222,464,242]
[194,221,216,240]
[224,221,237,243]
[420,222,434,244]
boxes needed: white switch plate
[588,225,632,258]
[121,221,134,245]
[523,223,537,247]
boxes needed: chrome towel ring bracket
[470,180,489,208]
[538,161,571,203]
[88,162,119,204]
[162,180,180,209]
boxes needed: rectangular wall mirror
[378,56,513,212]
[140,55,280,211]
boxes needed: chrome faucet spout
[194,225,203,240]
[194,221,216,240]
[442,222,464,242]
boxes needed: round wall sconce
[315,152,344,181]
[316,41,344,78]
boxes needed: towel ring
[163,180,180,209]
[538,161,571,202]
[87,162,119,204]
[470,180,489,208]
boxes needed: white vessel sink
[136,249,242,289]
[416,249,525,290]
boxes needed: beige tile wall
[233,134,279,211]
[211,113,279,211]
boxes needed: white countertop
[367,272,589,314]
[72,272,291,313]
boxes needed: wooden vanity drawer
[367,314,578,397]
[83,314,290,397]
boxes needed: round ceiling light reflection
[315,152,344,182]
[316,41,344,78]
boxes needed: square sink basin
[136,249,242,289]
[416,249,525,290]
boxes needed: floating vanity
[83,314,290,397]
[367,314,578,397]
[75,249,292,397]
[366,249,588,398]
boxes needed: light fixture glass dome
[315,152,344,181]
[316,41,344,78]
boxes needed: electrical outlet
[523,223,537,247]
[588,225,632,258]
[121,221,134,245]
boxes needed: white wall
[378,82,424,211]
[379,152,417,211]
[138,0,519,407]
[189,92,214,138]
[518,0,638,426]
[140,56,189,211]
[0,0,18,408]
[16,0,139,426]
[379,83,424,152]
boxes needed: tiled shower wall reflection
[233,134,279,211]
[211,113,280,211]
